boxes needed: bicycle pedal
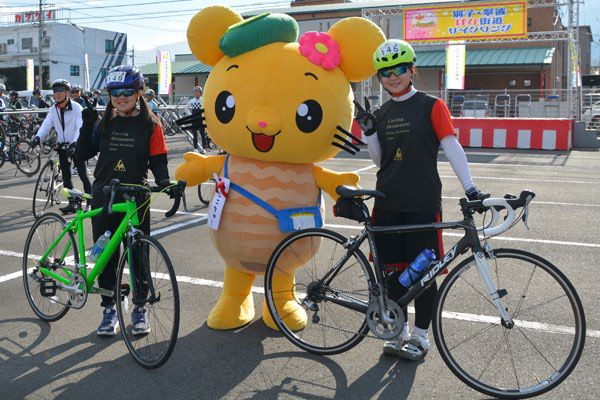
[40,278,58,297]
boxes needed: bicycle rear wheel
[13,139,41,176]
[265,228,373,355]
[22,213,78,321]
[433,248,585,399]
[197,179,215,205]
[116,234,180,369]
[32,161,62,218]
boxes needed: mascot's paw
[175,152,207,187]
[262,299,307,331]
[338,172,359,188]
[207,292,255,330]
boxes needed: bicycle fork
[472,249,514,329]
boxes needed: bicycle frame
[36,198,141,294]
[317,213,514,328]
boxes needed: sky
[1,0,599,66]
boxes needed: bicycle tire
[197,180,215,205]
[265,228,374,355]
[32,161,58,218]
[116,234,180,369]
[13,139,41,176]
[23,213,78,322]
[433,248,585,399]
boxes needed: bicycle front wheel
[116,234,180,369]
[433,248,585,399]
[197,179,215,206]
[23,213,78,321]
[265,228,374,355]
[32,161,62,218]
[13,139,41,176]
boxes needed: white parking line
[1,248,598,339]
[324,224,600,248]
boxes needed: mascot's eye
[296,100,322,133]
[215,91,235,124]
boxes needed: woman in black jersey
[355,40,487,361]
[77,65,170,337]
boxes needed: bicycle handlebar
[102,178,187,218]
[467,190,535,237]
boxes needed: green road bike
[23,178,186,369]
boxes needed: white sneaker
[398,332,430,361]
[382,324,410,356]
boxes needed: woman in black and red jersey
[77,65,170,337]
[355,39,488,361]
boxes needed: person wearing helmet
[144,88,159,114]
[8,90,23,110]
[76,65,171,337]
[355,39,487,361]
[31,88,50,108]
[70,84,85,107]
[185,85,206,153]
[0,83,9,112]
[33,78,92,214]
[91,89,106,106]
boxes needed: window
[7,39,14,45]
[105,39,115,53]
[22,37,33,49]
[524,79,531,87]
[527,17,532,27]
[70,65,80,76]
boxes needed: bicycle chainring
[366,298,405,340]
[66,272,88,309]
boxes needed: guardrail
[0,105,192,139]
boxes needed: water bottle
[398,249,436,288]
[89,231,111,262]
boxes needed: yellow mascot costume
[176,6,385,330]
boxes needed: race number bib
[105,71,127,84]
[207,174,230,230]
[379,43,400,57]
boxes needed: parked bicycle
[264,186,585,399]
[23,179,186,368]
[32,145,66,218]
[0,125,40,176]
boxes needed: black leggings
[59,149,91,194]
[91,194,150,308]
[385,272,438,330]
[191,127,208,149]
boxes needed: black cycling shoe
[59,203,77,215]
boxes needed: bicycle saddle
[336,185,386,199]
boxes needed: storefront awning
[416,47,555,68]
[139,60,212,76]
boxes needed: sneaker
[131,306,150,335]
[97,307,119,336]
[382,324,410,356]
[398,332,429,361]
[59,203,77,215]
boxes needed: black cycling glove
[465,187,490,201]
[353,97,377,137]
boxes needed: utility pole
[37,0,44,89]
[131,46,135,65]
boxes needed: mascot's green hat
[219,13,299,58]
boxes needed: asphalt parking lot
[1,134,598,399]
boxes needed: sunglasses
[110,88,137,98]
[53,87,67,93]
[378,65,410,78]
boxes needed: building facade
[0,22,127,91]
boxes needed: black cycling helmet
[33,88,41,96]
[9,90,18,98]
[71,84,82,92]
[105,65,144,90]
[52,79,71,91]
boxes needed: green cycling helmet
[373,39,416,71]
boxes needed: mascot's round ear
[187,5,243,66]
[328,17,385,82]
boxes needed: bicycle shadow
[0,208,35,234]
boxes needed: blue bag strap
[229,182,278,216]
[223,154,230,178]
